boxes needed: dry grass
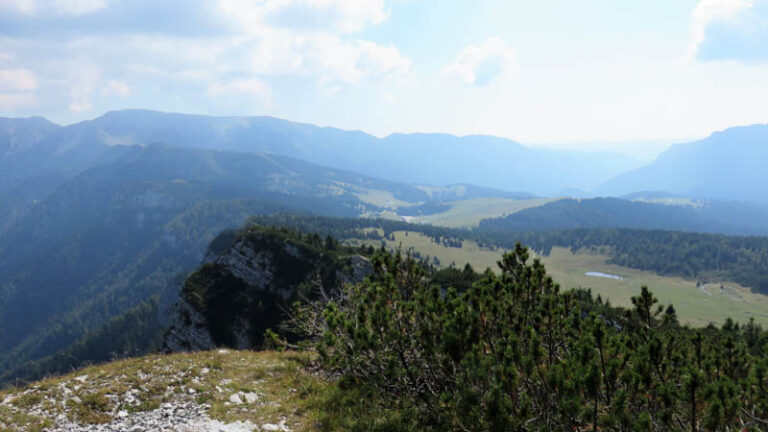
[409,197,558,228]
[0,350,330,432]
[361,230,768,327]
[1,349,418,432]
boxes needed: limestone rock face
[163,228,371,352]
[162,299,216,352]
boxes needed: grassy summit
[0,350,415,432]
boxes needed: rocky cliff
[163,226,372,352]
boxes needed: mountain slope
[0,144,424,379]
[20,109,639,195]
[163,225,372,353]
[0,116,59,157]
[599,124,768,203]
[0,350,326,431]
[0,117,64,232]
[477,197,768,235]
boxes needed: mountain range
[599,124,768,203]
[0,109,639,206]
[0,142,438,378]
[2,109,768,384]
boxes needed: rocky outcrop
[162,300,217,352]
[0,350,314,432]
[163,227,371,352]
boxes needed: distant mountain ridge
[4,109,768,386]
[1,109,640,196]
[0,143,435,379]
[599,124,768,203]
[0,116,59,157]
[478,197,768,236]
[0,109,627,232]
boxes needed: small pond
[585,271,624,280]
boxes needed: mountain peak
[598,123,768,203]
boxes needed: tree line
[246,214,768,295]
[294,245,768,431]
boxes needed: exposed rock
[162,299,217,352]
[47,401,259,432]
[0,350,312,432]
[163,227,372,352]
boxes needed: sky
[0,0,767,158]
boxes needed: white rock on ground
[48,401,262,432]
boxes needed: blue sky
[0,0,767,157]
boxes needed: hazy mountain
[478,197,768,236]
[12,109,639,196]
[0,144,432,376]
[0,116,59,157]
[599,125,768,203]
[0,109,633,232]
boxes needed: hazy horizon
[0,106,724,161]
[1,0,767,148]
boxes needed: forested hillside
[0,144,437,381]
[0,110,638,200]
[478,197,768,236]
[600,124,768,203]
[299,246,768,431]
[246,214,768,295]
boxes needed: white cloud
[0,92,35,110]
[0,0,411,118]
[444,37,515,86]
[0,68,37,111]
[354,41,412,82]
[0,0,108,15]
[686,0,754,60]
[69,90,93,112]
[67,67,101,112]
[217,0,410,86]
[380,90,395,103]
[207,78,272,104]
[101,80,130,97]
[0,68,37,91]
[220,0,388,34]
[52,0,108,15]
[0,0,36,14]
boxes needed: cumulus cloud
[0,68,36,91]
[101,80,130,97]
[444,37,515,86]
[688,0,768,61]
[0,68,36,110]
[233,29,412,86]
[0,92,35,110]
[207,78,272,105]
[0,0,412,117]
[354,41,412,82]
[217,0,411,85]
[221,0,388,34]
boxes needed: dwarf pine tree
[302,245,768,431]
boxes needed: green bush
[307,245,768,431]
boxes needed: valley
[400,196,558,228]
[362,230,768,327]
[6,3,768,429]
[4,114,768,387]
